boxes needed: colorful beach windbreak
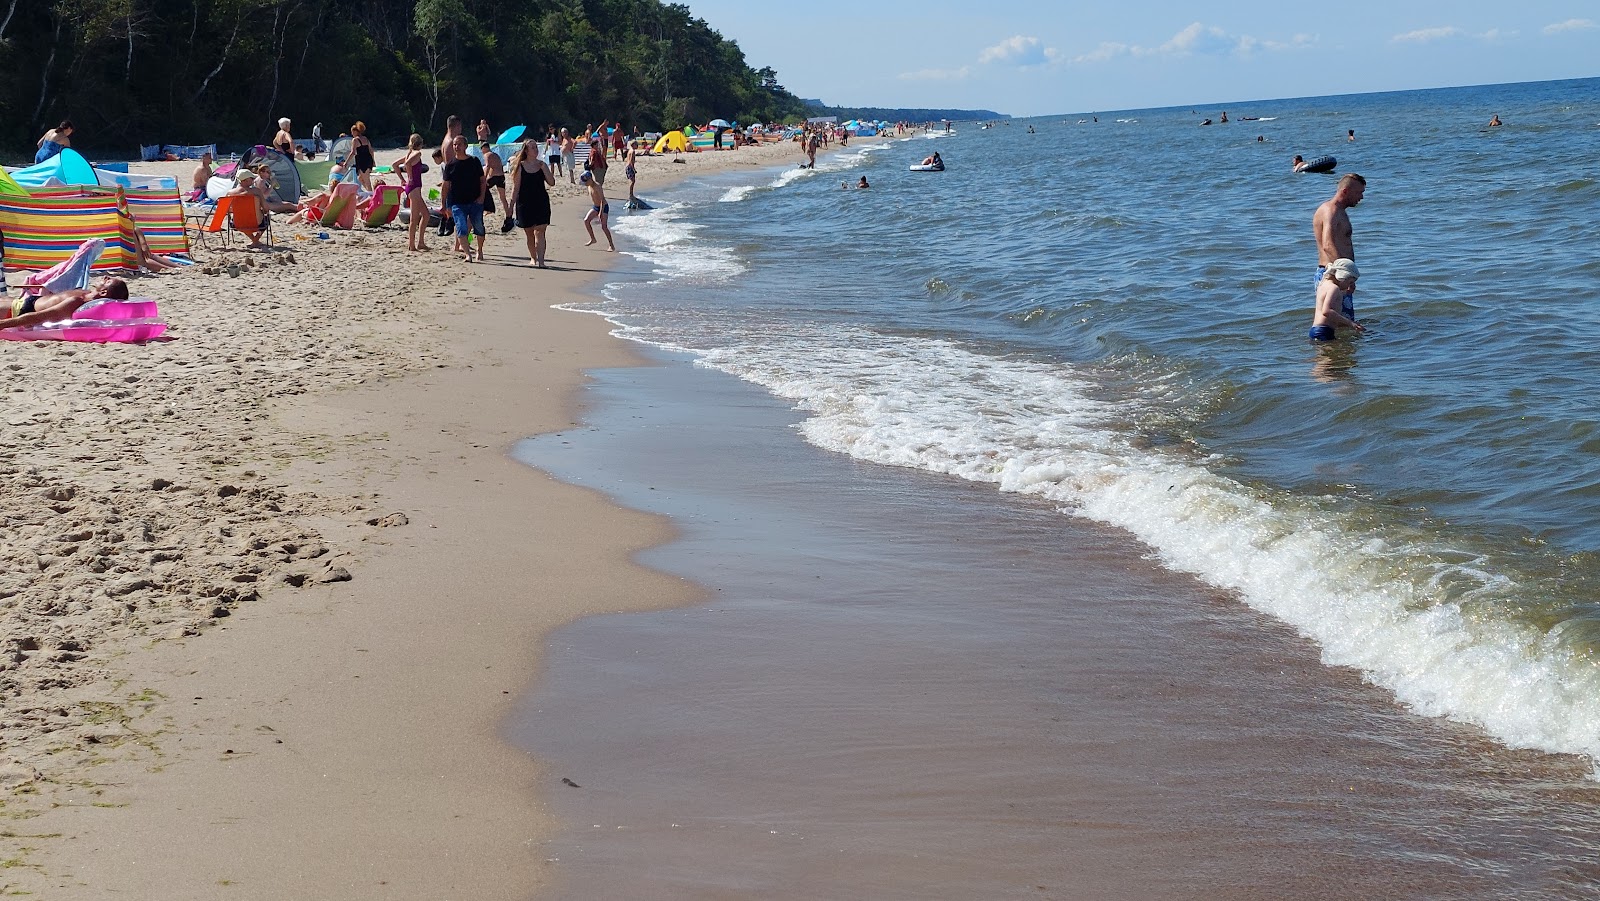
[576,77,1600,773]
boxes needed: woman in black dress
[509,139,556,268]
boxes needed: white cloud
[1392,26,1464,43]
[1543,18,1596,34]
[978,35,1060,66]
[1070,22,1309,63]
[1072,41,1132,64]
[1159,22,1236,55]
[897,66,972,81]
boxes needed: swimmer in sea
[1488,114,1502,127]
[1292,154,1305,172]
[1309,259,1364,341]
[857,176,870,189]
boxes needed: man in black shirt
[442,134,487,262]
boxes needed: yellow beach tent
[653,131,689,154]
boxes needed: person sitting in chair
[225,171,270,248]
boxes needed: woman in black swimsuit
[274,118,294,158]
[509,139,556,268]
[350,121,376,191]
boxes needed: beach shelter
[0,190,140,272]
[94,168,179,191]
[497,125,527,145]
[327,135,353,166]
[118,186,191,256]
[238,145,302,203]
[24,186,188,258]
[0,168,24,196]
[652,131,688,153]
[7,148,99,188]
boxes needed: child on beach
[579,171,614,252]
[1309,258,1364,341]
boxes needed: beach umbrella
[497,125,527,144]
[709,118,731,128]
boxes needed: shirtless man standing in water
[1312,173,1366,327]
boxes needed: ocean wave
[663,329,1600,773]
[607,201,747,283]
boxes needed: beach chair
[359,185,402,228]
[204,194,271,248]
[320,183,358,229]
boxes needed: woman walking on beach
[401,134,431,253]
[349,121,376,190]
[509,139,555,268]
[34,121,73,163]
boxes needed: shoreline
[2,135,870,896]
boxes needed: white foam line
[678,330,1600,773]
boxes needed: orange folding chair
[203,194,272,248]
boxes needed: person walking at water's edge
[579,171,614,252]
[1312,173,1366,328]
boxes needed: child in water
[1309,258,1364,341]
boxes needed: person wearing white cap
[1309,258,1364,341]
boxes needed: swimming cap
[1327,258,1359,282]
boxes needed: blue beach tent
[8,148,99,187]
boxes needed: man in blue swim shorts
[1309,258,1364,341]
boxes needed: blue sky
[682,1,1599,115]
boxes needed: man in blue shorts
[442,134,487,262]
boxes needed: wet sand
[514,355,1600,900]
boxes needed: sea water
[556,77,1600,774]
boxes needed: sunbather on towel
[2,278,129,331]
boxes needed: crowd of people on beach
[17,109,1515,344]
[169,114,661,266]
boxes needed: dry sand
[0,135,855,897]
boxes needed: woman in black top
[509,139,556,268]
[350,121,376,191]
[274,118,294,158]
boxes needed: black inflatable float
[1297,155,1337,174]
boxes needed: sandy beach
[1,135,847,896]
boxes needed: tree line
[0,0,811,158]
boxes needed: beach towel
[19,237,105,295]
